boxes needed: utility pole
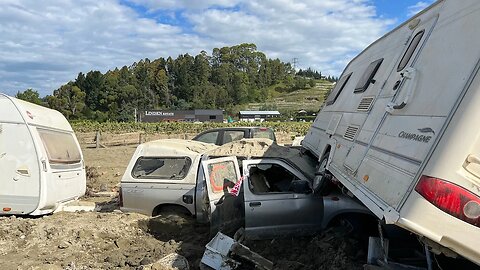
[292,58,298,71]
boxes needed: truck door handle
[249,202,261,207]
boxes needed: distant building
[140,109,223,123]
[238,110,281,122]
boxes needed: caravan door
[343,13,440,174]
[201,156,243,235]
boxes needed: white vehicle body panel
[303,0,480,264]
[0,93,86,215]
[121,139,217,217]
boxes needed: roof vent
[357,96,375,112]
[343,125,359,141]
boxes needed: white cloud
[129,0,239,10]
[407,1,434,17]
[0,0,395,97]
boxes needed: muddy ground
[1,134,470,270]
[0,209,364,270]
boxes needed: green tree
[46,83,86,119]
[15,89,43,105]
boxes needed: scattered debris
[141,253,190,270]
[201,232,273,270]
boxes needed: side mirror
[290,180,312,194]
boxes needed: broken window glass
[248,164,301,194]
[132,157,192,180]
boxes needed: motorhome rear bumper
[399,192,480,265]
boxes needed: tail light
[415,175,480,228]
[118,187,123,208]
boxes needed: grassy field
[246,80,333,112]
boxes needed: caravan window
[397,30,425,71]
[132,157,192,180]
[37,129,81,165]
[354,58,383,93]
[325,72,352,106]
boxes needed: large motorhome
[303,0,480,264]
[0,94,86,215]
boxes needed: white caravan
[303,0,480,264]
[0,94,86,215]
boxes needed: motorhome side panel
[304,13,416,167]
[306,0,480,263]
[353,0,480,212]
[0,96,41,215]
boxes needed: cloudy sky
[0,0,434,97]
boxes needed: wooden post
[139,133,143,144]
[95,131,101,149]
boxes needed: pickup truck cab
[120,139,369,238]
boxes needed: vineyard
[71,120,312,135]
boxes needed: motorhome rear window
[37,129,82,165]
[132,157,192,180]
[397,30,425,72]
[354,58,383,93]
[325,72,352,105]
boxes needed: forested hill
[16,43,335,121]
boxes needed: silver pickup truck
[120,139,369,238]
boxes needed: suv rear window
[252,128,275,141]
[223,130,245,144]
[132,157,192,180]
[195,131,219,144]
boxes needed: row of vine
[71,120,312,135]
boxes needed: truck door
[201,156,243,236]
[242,159,323,239]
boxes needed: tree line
[15,43,328,121]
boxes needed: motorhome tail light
[3,207,11,212]
[415,176,480,228]
[259,128,268,131]
[118,187,123,208]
